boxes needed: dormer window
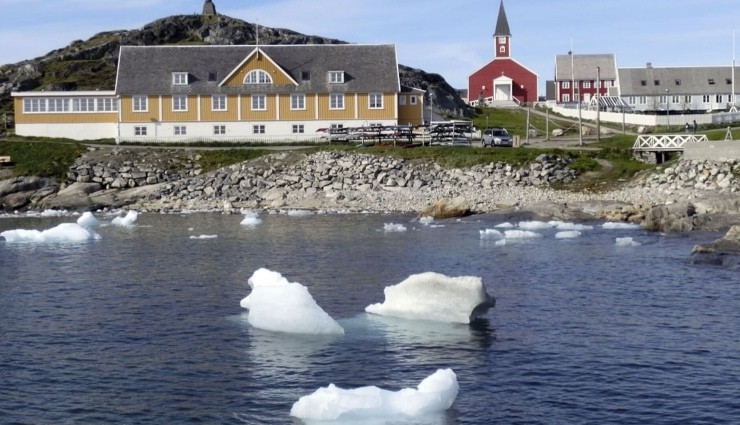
[244,70,272,84]
[654,80,660,86]
[173,72,189,85]
[329,71,345,84]
[708,78,716,85]
[301,71,311,81]
[208,72,217,82]
[640,80,647,86]
[726,78,732,84]
[675,79,681,86]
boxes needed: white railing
[632,134,708,151]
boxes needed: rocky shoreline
[2,147,739,233]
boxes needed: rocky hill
[0,14,470,122]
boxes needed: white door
[494,84,511,101]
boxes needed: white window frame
[134,126,148,136]
[562,81,570,89]
[639,96,647,105]
[73,98,95,112]
[174,125,187,136]
[399,95,406,106]
[212,95,227,112]
[330,123,344,130]
[133,96,148,112]
[213,125,226,135]
[499,46,505,53]
[329,93,344,110]
[410,95,417,105]
[244,70,272,84]
[583,81,591,89]
[702,95,710,103]
[292,124,305,134]
[96,98,117,112]
[329,71,345,84]
[251,94,266,111]
[290,94,305,110]
[628,96,636,104]
[172,72,189,85]
[172,95,188,112]
[562,94,570,103]
[48,98,69,112]
[23,98,46,113]
[716,94,723,103]
[368,93,383,109]
[253,124,266,134]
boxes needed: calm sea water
[1,212,738,424]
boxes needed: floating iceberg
[550,221,594,231]
[495,222,515,228]
[240,211,262,226]
[1,222,101,243]
[616,237,642,247]
[503,229,542,239]
[383,223,407,232]
[290,368,459,421]
[77,212,101,227]
[111,211,138,227]
[365,272,494,324]
[518,220,554,230]
[240,268,344,335]
[603,222,640,230]
[419,216,434,225]
[479,228,504,239]
[189,234,218,240]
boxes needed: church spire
[494,0,511,37]
[493,1,511,59]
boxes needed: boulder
[690,225,740,268]
[420,197,471,219]
[37,182,103,210]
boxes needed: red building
[468,1,538,106]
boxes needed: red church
[468,1,538,106]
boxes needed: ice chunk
[365,272,494,324]
[383,223,407,232]
[603,222,640,230]
[77,212,101,227]
[419,216,434,225]
[616,237,641,247]
[503,229,542,239]
[290,369,458,421]
[240,211,262,226]
[495,222,515,228]
[555,230,582,239]
[240,268,344,335]
[189,234,218,240]
[479,228,504,239]
[550,221,594,231]
[1,223,101,243]
[111,211,138,227]
[518,220,554,230]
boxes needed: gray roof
[115,44,400,95]
[494,1,511,37]
[555,54,617,81]
[618,66,740,95]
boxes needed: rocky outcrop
[420,197,471,219]
[639,159,739,193]
[0,176,58,210]
[690,225,740,268]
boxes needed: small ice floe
[240,268,344,335]
[603,222,640,230]
[383,223,407,232]
[419,216,434,225]
[189,234,218,240]
[284,209,314,217]
[518,220,554,230]
[550,221,594,231]
[365,272,494,324]
[76,212,101,228]
[495,222,515,228]
[555,230,582,239]
[290,368,459,421]
[1,223,101,243]
[39,209,70,217]
[240,211,263,226]
[479,228,504,239]
[503,229,543,239]
[111,211,139,227]
[616,237,642,247]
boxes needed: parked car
[482,128,513,147]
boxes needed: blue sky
[2,0,740,94]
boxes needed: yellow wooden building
[12,44,425,143]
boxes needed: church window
[245,70,272,84]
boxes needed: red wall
[556,81,613,102]
[469,59,538,104]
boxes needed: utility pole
[596,66,601,142]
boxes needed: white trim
[12,90,116,97]
[219,47,299,86]
[172,95,188,112]
[211,94,227,112]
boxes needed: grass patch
[196,149,272,172]
[0,138,85,180]
[474,107,578,138]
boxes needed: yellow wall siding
[120,96,159,122]
[278,95,316,120]
[356,93,396,120]
[398,104,424,126]
[317,94,354,120]
[240,95,277,121]
[223,54,296,87]
[161,96,198,121]
[200,95,238,121]
[14,98,117,124]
